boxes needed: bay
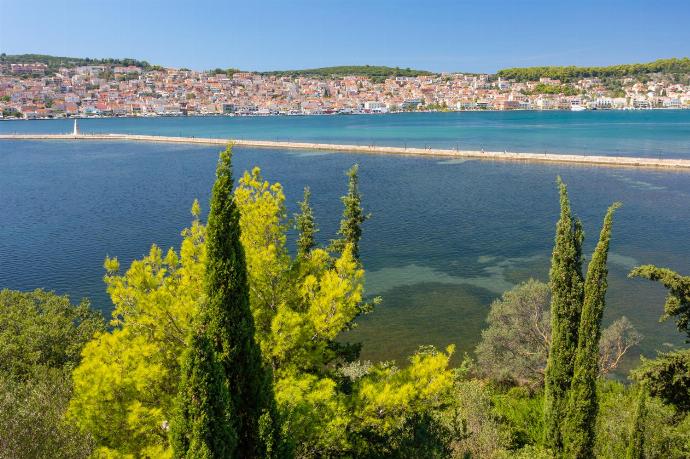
[1,113,689,370]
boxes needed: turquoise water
[1,115,689,369]
[2,110,690,158]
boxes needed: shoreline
[2,132,690,170]
[0,107,688,122]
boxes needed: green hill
[260,65,433,81]
[0,53,151,70]
[5,54,689,82]
[497,58,690,82]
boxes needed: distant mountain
[0,53,152,70]
[497,58,690,82]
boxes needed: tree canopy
[498,58,690,82]
[0,53,151,70]
[4,159,689,458]
[0,289,104,459]
[475,279,640,389]
[0,289,104,378]
[261,65,433,82]
[67,157,455,457]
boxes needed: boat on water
[570,100,587,111]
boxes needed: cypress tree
[171,325,236,458]
[564,202,621,458]
[295,186,318,258]
[625,384,647,459]
[204,145,281,458]
[330,164,369,260]
[543,177,585,452]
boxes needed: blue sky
[1,0,688,73]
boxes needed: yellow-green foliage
[354,346,455,436]
[233,167,366,374]
[69,203,206,457]
[275,373,350,456]
[234,167,292,344]
[233,168,452,456]
[302,247,363,342]
[71,328,170,455]
[69,166,454,457]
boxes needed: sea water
[1,114,689,368]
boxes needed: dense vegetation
[209,67,243,77]
[497,57,690,82]
[5,54,690,86]
[261,65,433,82]
[522,83,580,96]
[1,146,689,458]
[0,289,104,458]
[0,53,151,70]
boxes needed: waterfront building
[1,60,688,119]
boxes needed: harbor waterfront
[1,133,688,369]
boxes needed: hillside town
[1,61,689,119]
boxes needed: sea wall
[2,133,690,170]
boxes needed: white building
[364,101,387,112]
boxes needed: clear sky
[1,0,689,73]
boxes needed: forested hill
[2,56,432,80]
[260,65,433,81]
[0,53,152,70]
[5,54,690,82]
[497,57,690,82]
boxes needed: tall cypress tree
[295,186,318,259]
[171,324,236,458]
[330,164,369,260]
[543,177,585,452]
[204,145,281,458]
[564,202,621,458]
[625,384,647,459]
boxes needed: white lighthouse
[72,119,80,136]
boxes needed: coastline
[3,132,690,170]
[1,107,688,122]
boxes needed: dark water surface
[0,139,688,368]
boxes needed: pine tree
[543,177,585,452]
[295,186,318,258]
[564,202,621,458]
[330,164,369,260]
[204,145,281,458]
[625,384,647,459]
[171,325,236,458]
